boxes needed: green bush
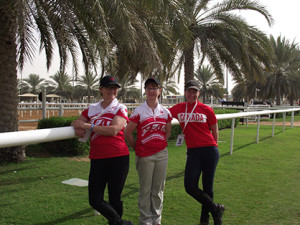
[37,116,89,156]
[214,109,240,129]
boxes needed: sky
[17,0,300,94]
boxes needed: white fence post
[256,115,260,144]
[42,89,46,119]
[272,113,276,137]
[291,111,294,128]
[230,119,235,155]
[59,104,64,117]
[283,112,286,132]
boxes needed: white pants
[136,148,168,225]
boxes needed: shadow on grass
[220,131,283,157]
[0,164,40,175]
[0,174,64,187]
[35,208,94,225]
[122,182,139,198]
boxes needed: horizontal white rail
[215,108,297,120]
[1,108,299,150]
[0,127,75,148]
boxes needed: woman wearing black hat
[124,77,172,225]
[168,80,225,225]
[72,76,133,225]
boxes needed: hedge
[37,116,89,156]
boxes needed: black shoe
[213,204,225,225]
[116,220,133,225]
[199,222,210,225]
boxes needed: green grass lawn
[1,125,300,225]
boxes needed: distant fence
[2,107,300,155]
[18,103,146,123]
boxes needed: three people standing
[72,75,224,225]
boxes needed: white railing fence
[1,108,300,155]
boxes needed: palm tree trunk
[184,40,195,86]
[0,4,25,163]
[275,92,281,106]
[289,96,294,106]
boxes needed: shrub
[37,116,89,156]
[214,109,240,130]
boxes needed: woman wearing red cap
[124,77,172,225]
[169,80,225,225]
[72,76,133,225]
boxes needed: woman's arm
[209,123,219,143]
[72,115,127,136]
[124,121,138,150]
[165,122,172,140]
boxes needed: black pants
[184,146,219,223]
[89,155,129,223]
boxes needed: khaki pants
[136,148,168,225]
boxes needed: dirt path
[246,121,300,127]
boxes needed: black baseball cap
[145,77,161,86]
[185,80,200,91]
[100,76,121,88]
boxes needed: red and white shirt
[82,98,129,159]
[129,101,172,157]
[169,100,218,149]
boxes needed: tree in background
[231,78,264,102]
[264,35,300,105]
[0,0,114,162]
[50,71,73,101]
[174,0,273,86]
[194,65,224,103]
[117,75,140,103]
[74,73,100,103]
[20,74,45,94]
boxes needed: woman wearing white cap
[169,80,225,225]
[124,77,172,225]
[72,76,133,225]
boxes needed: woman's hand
[74,127,85,138]
[71,119,86,129]
[71,116,89,138]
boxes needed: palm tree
[264,35,300,105]
[17,78,30,95]
[75,73,100,103]
[175,0,273,85]
[160,79,180,96]
[50,71,73,101]
[194,65,224,103]
[0,0,115,162]
[21,74,45,94]
[117,75,141,103]
[231,78,264,102]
